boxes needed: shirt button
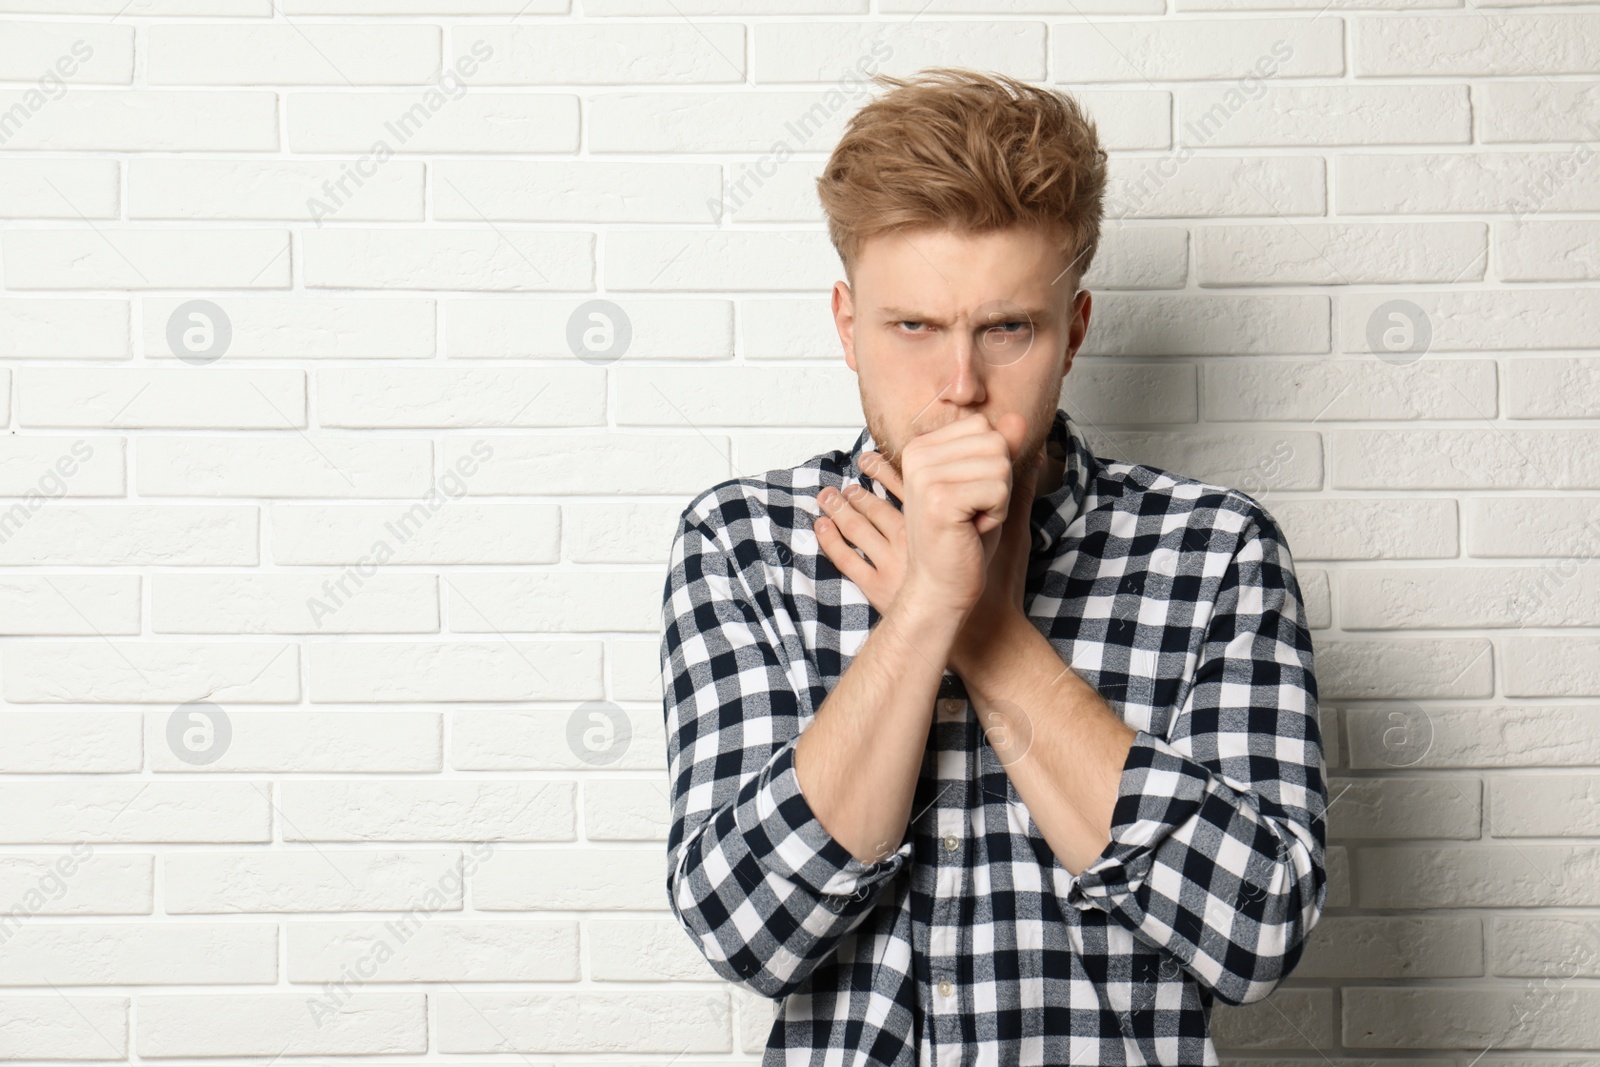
[938,698,963,719]
[943,833,959,852]
[937,979,954,998]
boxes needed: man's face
[832,224,1092,486]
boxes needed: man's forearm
[952,610,1136,874]
[795,596,964,864]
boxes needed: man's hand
[815,411,1045,666]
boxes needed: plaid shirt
[659,406,1328,1067]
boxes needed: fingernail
[861,453,878,472]
[843,485,864,500]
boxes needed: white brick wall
[0,3,1595,1060]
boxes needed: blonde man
[660,68,1327,1067]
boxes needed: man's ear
[1061,288,1092,381]
[833,280,857,373]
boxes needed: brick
[1466,496,1600,557]
[1489,775,1600,837]
[619,365,861,426]
[152,573,438,634]
[319,367,605,427]
[564,502,686,563]
[756,21,1044,83]
[1270,498,1458,560]
[586,779,672,840]
[1355,14,1600,76]
[1203,358,1493,420]
[1325,775,1481,839]
[434,162,721,223]
[137,994,426,1056]
[0,0,267,9]
[0,711,138,772]
[1293,916,1483,979]
[1503,636,1600,697]
[606,230,837,291]
[1210,987,1334,1049]
[1097,429,1324,493]
[0,574,138,635]
[608,638,663,702]
[0,506,257,566]
[436,991,729,1053]
[148,24,440,85]
[1066,360,1199,423]
[138,437,431,497]
[2,229,290,290]
[590,91,854,153]
[288,920,579,982]
[1356,844,1600,907]
[459,23,746,82]
[0,91,276,151]
[1341,566,1600,629]
[280,781,575,841]
[1179,84,1469,146]
[1331,430,1600,489]
[1344,704,1600,769]
[19,369,303,429]
[1316,638,1493,699]
[0,851,152,914]
[1053,18,1342,82]
[1338,154,1600,215]
[129,159,424,222]
[0,159,118,218]
[1490,917,1600,977]
[1085,294,1329,355]
[444,434,730,495]
[0,923,276,985]
[308,641,603,702]
[1079,227,1190,290]
[1343,986,1600,1048]
[0,298,127,358]
[290,92,578,153]
[270,502,560,565]
[1,641,297,704]
[304,229,591,290]
[141,297,434,359]
[0,23,133,84]
[473,847,666,910]
[0,782,269,843]
[451,708,665,771]
[164,849,463,913]
[1197,223,1485,285]
[1506,357,1600,417]
[1498,221,1600,283]
[1480,80,1600,143]
[0,996,127,1058]
[1108,155,1326,219]
[149,711,440,772]
[448,571,661,632]
[589,919,724,981]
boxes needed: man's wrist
[949,605,1032,683]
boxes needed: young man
[659,68,1327,1066]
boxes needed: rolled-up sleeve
[1067,504,1328,1007]
[660,508,910,1000]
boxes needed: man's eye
[987,321,1031,334]
[897,321,927,333]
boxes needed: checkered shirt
[659,406,1328,1067]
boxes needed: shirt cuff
[1067,729,1219,909]
[736,735,913,900]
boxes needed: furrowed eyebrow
[881,306,1051,323]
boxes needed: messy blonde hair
[817,68,1109,291]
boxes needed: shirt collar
[842,407,1096,557]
